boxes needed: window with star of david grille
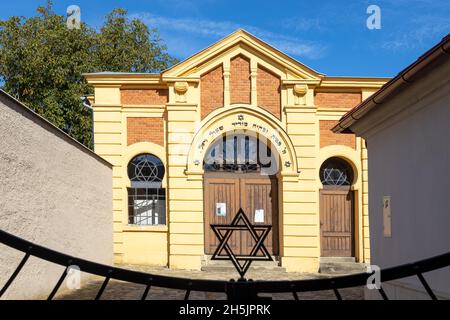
[127,154,166,225]
[203,134,277,173]
[320,157,354,187]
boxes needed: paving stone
[56,265,364,300]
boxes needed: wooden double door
[319,188,355,257]
[204,172,279,256]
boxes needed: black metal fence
[1,229,449,300]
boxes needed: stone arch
[186,105,299,179]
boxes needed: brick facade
[121,89,169,105]
[314,92,361,109]
[320,120,356,149]
[127,117,164,146]
[230,55,251,104]
[257,65,281,119]
[201,64,224,119]
[86,30,384,272]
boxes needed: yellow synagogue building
[84,30,389,272]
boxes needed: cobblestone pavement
[56,265,364,300]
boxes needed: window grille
[320,157,354,186]
[204,134,276,173]
[127,188,166,225]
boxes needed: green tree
[96,8,177,73]
[0,2,177,147]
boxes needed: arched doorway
[319,157,355,257]
[203,133,280,256]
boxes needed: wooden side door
[320,189,354,257]
[204,176,240,254]
[240,176,279,256]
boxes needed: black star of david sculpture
[211,209,273,279]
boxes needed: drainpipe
[81,96,95,151]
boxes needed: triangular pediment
[162,29,323,82]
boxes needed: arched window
[320,157,354,186]
[127,154,166,225]
[204,134,277,174]
[128,154,165,187]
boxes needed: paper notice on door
[216,203,226,217]
[254,209,265,223]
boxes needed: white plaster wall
[364,67,450,299]
[0,92,113,299]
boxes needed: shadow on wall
[0,90,113,299]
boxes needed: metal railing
[1,229,449,300]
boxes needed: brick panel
[320,120,355,149]
[257,65,281,119]
[230,55,251,104]
[314,92,361,109]
[121,89,168,105]
[127,117,164,146]
[201,64,224,119]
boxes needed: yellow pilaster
[166,104,203,270]
[92,85,124,263]
[281,99,320,273]
[361,89,377,263]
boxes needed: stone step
[319,262,367,274]
[203,259,281,267]
[320,257,356,263]
[201,264,287,272]
[201,256,285,272]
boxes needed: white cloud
[131,13,328,60]
[382,15,450,50]
[281,17,325,32]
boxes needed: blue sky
[1,0,449,77]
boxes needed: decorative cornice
[284,105,316,113]
[317,107,351,113]
[92,104,122,109]
[84,74,165,86]
[166,104,198,111]
[162,76,200,83]
[90,84,122,88]
[122,104,166,111]
[282,79,321,86]
[162,29,323,81]
[319,77,389,89]
[120,84,169,90]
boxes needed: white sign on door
[216,203,226,217]
[255,209,265,223]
